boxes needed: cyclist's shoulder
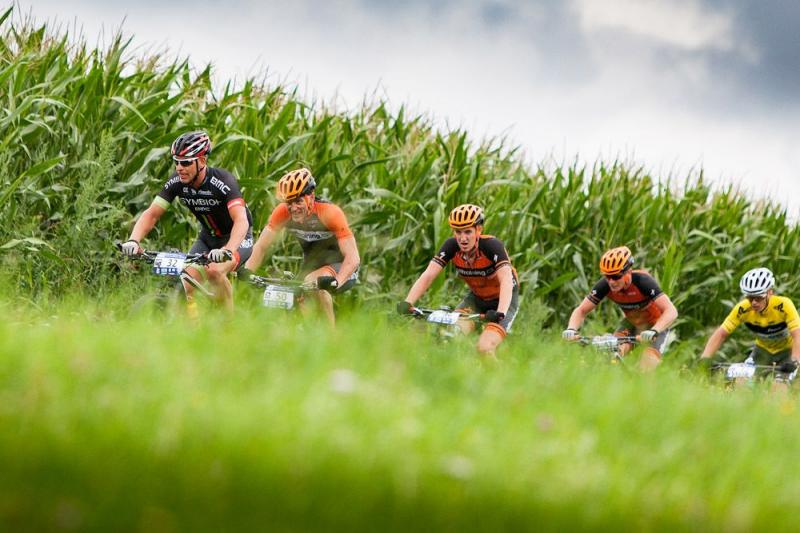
[207,167,238,180]
[477,234,507,249]
[770,294,798,312]
[162,172,181,189]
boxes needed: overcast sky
[17,0,800,214]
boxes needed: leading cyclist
[119,131,254,313]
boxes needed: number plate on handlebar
[591,335,620,349]
[152,252,187,276]
[726,363,756,380]
[427,310,461,325]
[262,285,295,309]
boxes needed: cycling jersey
[153,167,253,238]
[432,235,519,301]
[266,197,353,272]
[587,270,663,329]
[722,295,800,354]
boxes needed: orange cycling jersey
[432,235,519,301]
[266,197,353,271]
[587,270,664,329]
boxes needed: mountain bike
[404,306,485,340]
[241,271,321,311]
[574,333,639,364]
[116,244,227,310]
[712,357,797,386]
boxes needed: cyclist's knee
[477,325,505,353]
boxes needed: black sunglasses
[174,159,196,167]
[605,272,626,281]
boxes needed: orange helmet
[599,246,634,276]
[449,204,484,229]
[277,168,316,202]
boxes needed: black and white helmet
[171,131,211,160]
[739,267,775,296]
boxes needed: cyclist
[698,267,800,375]
[244,168,360,326]
[397,204,520,359]
[119,131,254,313]
[562,246,678,370]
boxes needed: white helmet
[739,267,775,296]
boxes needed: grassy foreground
[1,301,799,532]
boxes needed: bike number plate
[427,310,461,325]
[591,335,619,349]
[262,285,295,309]
[152,252,187,276]
[726,363,756,379]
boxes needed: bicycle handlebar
[407,307,484,321]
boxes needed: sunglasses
[746,294,768,303]
[605,272,626,281]
[174,159,196,167]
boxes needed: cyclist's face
[175,156,205,183]
[453,226,479,251]
[747,292,770,312]
[606,270,631,292]
[287,195,311,220]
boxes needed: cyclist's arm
[566,298,596,330]
[495,264,513,314]
[791,328,800,361]
[335,235,360,287]
[128,203,166,243]
[404,261,444,305]
[700,327,729,359]
[651,293,678,333]
[245,227,279,271]
[223,204,249,252]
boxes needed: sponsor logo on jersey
[198,189,213,196]
[240,237,254,249]
[210,176,231,195]
[164,176,180,189]
[180,197,221,208]
[455,266,496,277]
[737,306,747,316]
[288,229,334,242]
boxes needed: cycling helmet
[448,204,484,229]
[599,246,634,276]
[277,168,316,202]
[739,267,774,296]
[171,131,211,160]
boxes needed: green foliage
[2,9,800,341]
[2,306,799,531]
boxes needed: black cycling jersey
[155,167,253,237]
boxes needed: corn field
[2,7,798,338]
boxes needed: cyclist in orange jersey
[245,168,359,326]
[397,204,520,359]
[562,246,678,370]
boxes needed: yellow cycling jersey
[722,295,800,353]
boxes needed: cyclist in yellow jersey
[699,267,800,373]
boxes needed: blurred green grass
[1,303,798,532]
